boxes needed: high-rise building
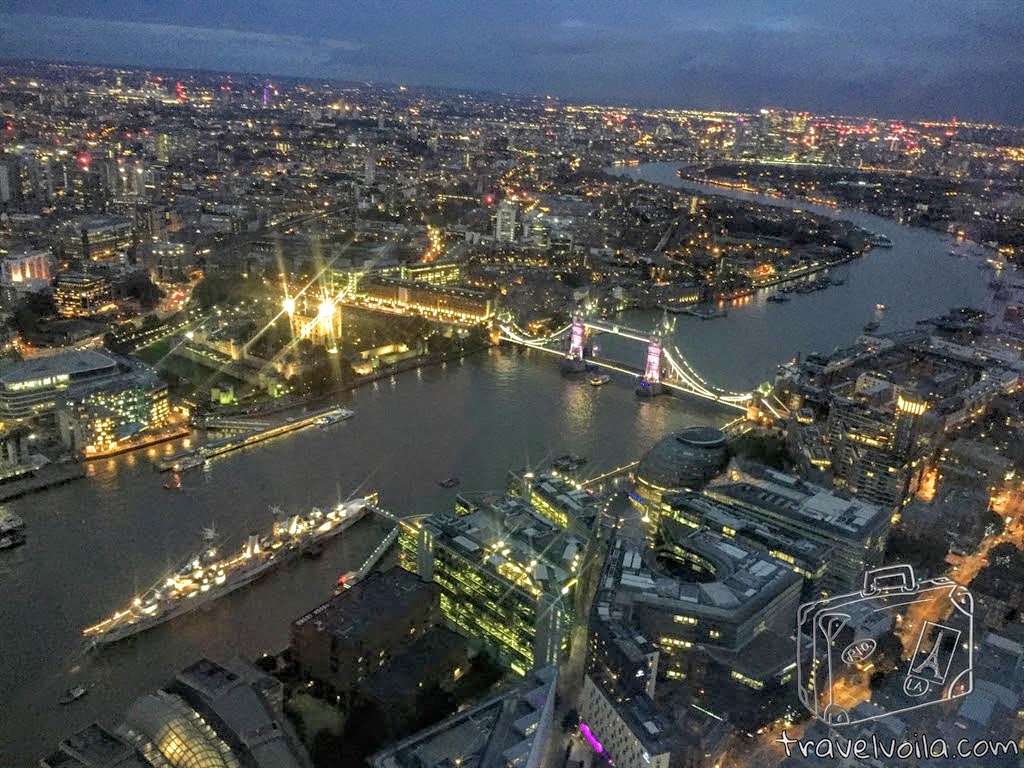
[400,495,583,675]
[495,200,519,243]
[62,216,135,263]
[365,148,376,186]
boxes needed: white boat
[316,408,355,427]
[590,375,611,386]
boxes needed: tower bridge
[497,312,758,412]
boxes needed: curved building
[633,427,729,519]
[120,691,240,768]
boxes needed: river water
[0,161,997,765]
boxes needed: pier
[158,405,351,471]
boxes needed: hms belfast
[82,495,377,647]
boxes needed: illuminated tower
[636,333,664,397]
[560,313,587,374]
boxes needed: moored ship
[82,494,377,647]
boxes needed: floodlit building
[360,279,494,323]
[0,248,51,292]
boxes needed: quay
[157,405,351,471]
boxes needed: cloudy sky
[1,0,1021,122]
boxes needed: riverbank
[0,461,86,502]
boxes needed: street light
[283,297,295,314]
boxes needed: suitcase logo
[796,564,973,726]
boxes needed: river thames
[0,161,999,764]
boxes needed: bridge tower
[560,312,588,374]
[636,331,664,397]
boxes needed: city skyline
[1,0,1022,124]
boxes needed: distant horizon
[0,2,1021,125]
[0,54,1014,130]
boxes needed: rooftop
[0,349,119,388]
[611,527,801,623]
[706,460,887,539]
[369,666,556,768]
[423,496,584,599]
[292,567,437,642]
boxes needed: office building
[291,568,441,693]
[54,272,113,317]
[58,369,169,454]
[508,468,604,533]
[703,460,889,594]
[369,666,556,768]
[579,676,683,768]
[46,659,306,768]
[62,216,135,263]
[401,495,584,675]
[164,658,304,768]
[0,349,122,418]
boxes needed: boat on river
[82,494,377,647]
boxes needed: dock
[158,405,351,471]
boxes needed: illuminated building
[110,657,304,768]
[382,261,463,286]
[507,468,603,535]
[703,460,889,592]
[826,394,926,511]
[62,216,135,263]
[360,279,494,323]
[495,200,519,243]
[368,666,556,768]
[54,272,114,317]
[291,568,441,695]
[0,248,51,292]
[659,491,834,593]
[58,369,169,454]
[401,495,583,675]
[0,349,121,418]
[631,427,729,522]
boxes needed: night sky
[1,0,1022,122]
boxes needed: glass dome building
[633,426,729,512]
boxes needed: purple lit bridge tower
[559,313,588,374]
[635,330,664,397]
